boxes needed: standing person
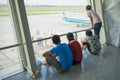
[42,34,73,73]
[86,5,102,39]
[81,30,101,55]
[66,32,82,65]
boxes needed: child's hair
[86,30,93,36]
[86,5,91,10]
[52,35,61,44]
[66,32,74,42]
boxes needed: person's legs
[94,22,102,39]
[46,56,68,73]
[86,42,99,55]
[86,42,92,54]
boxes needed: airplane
[63,12,90,27]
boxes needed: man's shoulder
[57,43,69,48]
[60,43,68,46]
[69,40,80,45]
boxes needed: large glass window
[0,0,23,79]
[0,1,16,48]
[24,0,89,39]
[0,47,22,79]
[24,0,90,60]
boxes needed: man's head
[86,5,92,10]
[66,32,74,42]
[86,30,93,36]
[52,35,61,45]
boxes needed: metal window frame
[7,0,38,75]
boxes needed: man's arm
[81,39,87,49]
[89,16,93,28]
[42,51,52,65]
[42,51,52,57]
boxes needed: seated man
[66,32,82,65]
[42,35,73,73]
[81,30,101,55]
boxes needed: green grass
[0,6,86,16]
[26,6,85,15]
[0,7,8,12]
[0,7,9,16]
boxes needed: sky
[0,0,88,6]
[24,0,88,6]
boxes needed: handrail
[33,28,92,43]
[0,28,92,50]
[0,44,22,50]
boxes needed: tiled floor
[3,44,120,80]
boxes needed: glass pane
[0,47,22,79]
[24,0,90,57]
[33,38,54,60]
[0,0,17,48]
[24,0,90,41]
[0,0,23,79]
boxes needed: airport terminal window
[0,0,23,79]
[0,1,17,48]
[24,0,90,39]
[24,0,90,60]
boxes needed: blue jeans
[94,22,102,39]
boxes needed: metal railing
[0,28,92,50]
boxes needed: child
[82,30,101,55]
[66,32,82,65]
